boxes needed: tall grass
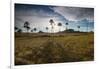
[15,33,94,65]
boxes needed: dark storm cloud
[15,4,94,32]
[76,8,94,20]
[51,7,94,21]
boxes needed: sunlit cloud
[15,4,94,33]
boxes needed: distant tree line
[15,19,85,33]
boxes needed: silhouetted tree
[77,26,80,32]
[68,29,74,32]
[17,29,22,33]
[15,26,18,30]
[49,19,55,33]
[46,27,49,33]
[15,26,19,32]
[33,28,37,32]
[66,22,69,29]
[38,30,44,33]
[31,29,33,32]
[58,22,62,32]
[24,21,30,33]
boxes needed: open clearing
[15,32,94,65]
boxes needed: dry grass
[15,32,94,65]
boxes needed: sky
[15,3,94,33]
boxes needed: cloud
[15,4,70,32]
[50,6,94,21]
[15,4,94,32]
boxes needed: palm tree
[66,22,69,30]
[58,22,62,32]
[24,21,30,33]
[15,26,18,32]
[33,28,37,32]
[15,26,18,30]
[77,26,80,32]
[49,19,55,33]
[31,29,33,32]
[46,27,49,33]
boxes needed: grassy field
[15,32,94,65]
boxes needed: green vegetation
[15,32,94,65]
